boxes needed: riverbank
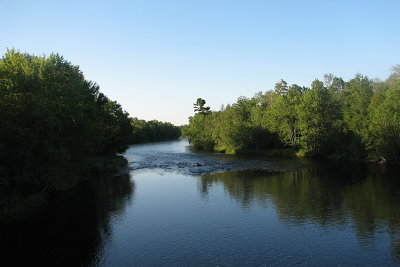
[235,147,299,157]
[208,146,385,166]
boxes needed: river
[2,139,400,265]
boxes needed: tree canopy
[0,50,133,195]
[193,98,211,115]
[183,66,400,165]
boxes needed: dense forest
[0,50,180,203]
[183,67,400,165]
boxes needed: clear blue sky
[1,0,399,125]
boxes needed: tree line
[130,117,181,144]
[183,67,400,165]
[0,50,180,198]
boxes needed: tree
[298,80,336,153]
[193,98,211,115]
[183,114,214,150]
[268,83,304,146]
[274,79,288,96]
[342,74,373,141]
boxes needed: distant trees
[129,118,181,144]
[183,66,400,165]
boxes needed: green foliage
[129,118,181,143]
[182,114,214,151]
[368,86,400,164]
[184,66,400,164]
[297,80,337,154]
[343,74,373,140]
[193,98,211,115]
[268,82,304,147]
[0,49,133,195]
[183,97,281,154]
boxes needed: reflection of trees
[201,170,273,207]
[200,162,400,262]
[344,167,400,262]
[1,173,135,266]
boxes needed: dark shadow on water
[0,173,135,266]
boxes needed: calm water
[2,139,400,266]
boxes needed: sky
[1,0,399,125]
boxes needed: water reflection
[3,139,400,265]
[200,162,400,262]
[0,173,135,266]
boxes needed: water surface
[2,139,400,265]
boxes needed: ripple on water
[124,141,307,176]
